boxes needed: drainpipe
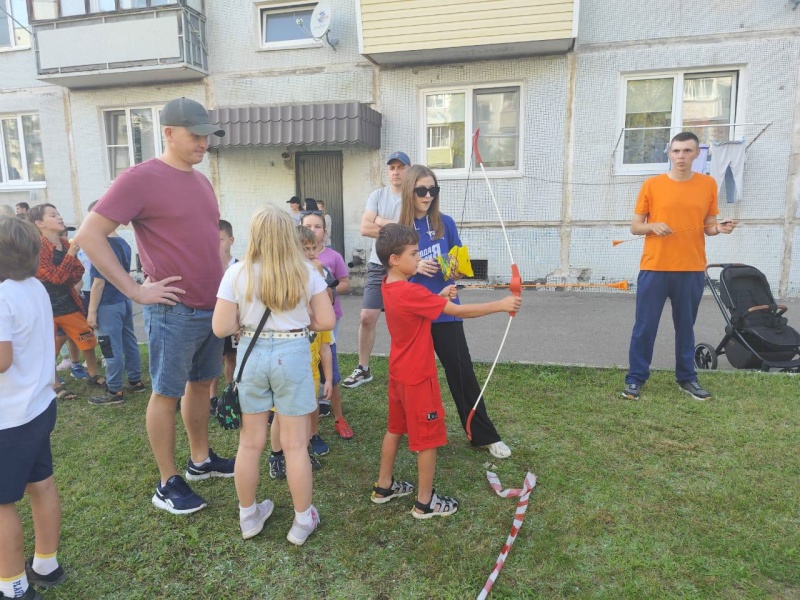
[780,60,800,298]
[203,76,221,199]
[560,51,578,276]
[62,89,82,220]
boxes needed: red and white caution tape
[477,471,537,600]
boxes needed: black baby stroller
[694,264,800,372]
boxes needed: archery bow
[465,129,522,442]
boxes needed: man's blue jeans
[626,270,705,386]
[97,299,142,392]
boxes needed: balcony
[356,0,577,65]
[31,1,207,89]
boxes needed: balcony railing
[31,1,207,88]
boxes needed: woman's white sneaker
[487,441,512,459]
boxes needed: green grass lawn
[21,352,800,599]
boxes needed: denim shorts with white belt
[235,329,315,416]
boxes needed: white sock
[192,457,211,467]
[32,551,59,575]
[0,572,28,598]
[295,507,313,526]
[71,360,82,367]
[239,503,257,519]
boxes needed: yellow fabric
[437,245,474,280]
[635,173,718,272]
[0,572,25,582]
[309,330,333,389]
[34,552,57,559]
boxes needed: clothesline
[611,122,772,157]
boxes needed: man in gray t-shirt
[341,151,409,389]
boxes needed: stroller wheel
[694,343,718,370]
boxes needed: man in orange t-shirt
[622,132,736,401]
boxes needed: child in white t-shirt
[212,205,335,545]
[0,216,66,599]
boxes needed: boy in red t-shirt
[370,224,522,518]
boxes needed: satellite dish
[309,0,332,39]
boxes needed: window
[421,85,522,175]
[0,0,31,49]
[29,0,181,20]
[104,106,162,180]
[620,70,739,171]
[0,114,45,185]
[259,2,318,49]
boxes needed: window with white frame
[422,85,521,174]
[0,114,45,185]
[620,70,739,170]
[259,2,317,49]
[30,0,181,20]
[104,107,162,181]
[0,0,31,49]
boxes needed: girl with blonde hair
[213,204,335,544]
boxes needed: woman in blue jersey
[398,165,511,459]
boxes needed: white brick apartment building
[1,1,799,294]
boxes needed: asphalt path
[133,290,800,373]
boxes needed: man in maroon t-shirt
[76,98,233,515]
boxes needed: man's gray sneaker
[240,499,274,540]
[680,381,711,400]
[620,382,640,400]
[342,366,372,388]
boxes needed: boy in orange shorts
[29,204,105,397]
[370,224,521,518]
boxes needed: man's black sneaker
[185,448,235,481]
[680,381,712,400]
[152,475,207,515]
[88,390,124,406]
[318,402,331,417]
[25,559,67,589]
[620,383,641,400]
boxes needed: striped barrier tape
[477,471,537,600]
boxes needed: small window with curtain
[258,2,319,50]
[0,0,31,49]
[103,106,162,181]
[0,113,46,186]
[422,85,522,176]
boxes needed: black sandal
[86,374,107,387]
[127,381,147,393]
[371,478,414,504]
[54,386,77,400]
[411,491,459,519]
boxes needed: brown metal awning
[208,102,382,149]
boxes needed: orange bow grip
[510,264,521,317]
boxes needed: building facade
[1,0,799,294]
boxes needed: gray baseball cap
[160,97,225,137]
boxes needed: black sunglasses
[414,186,440,198]
[300,210,324,217]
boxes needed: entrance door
[295,152,344,256]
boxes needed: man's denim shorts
[144,303,223,399]
[0,400,56,504]
[236,336,316,417]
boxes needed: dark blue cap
[386,151,410,166]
